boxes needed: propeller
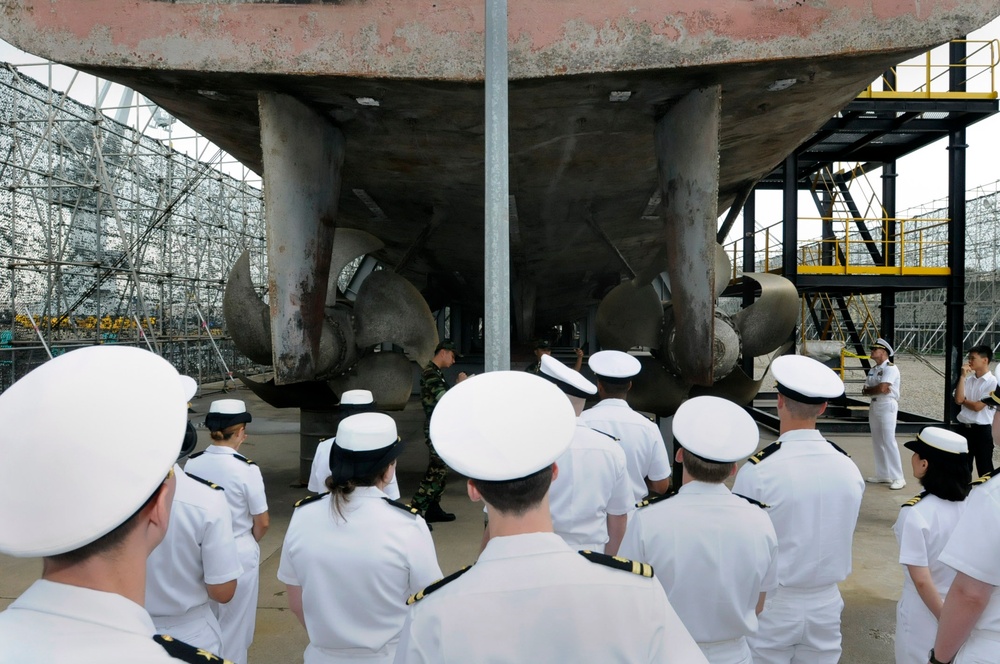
[353,270,438,366]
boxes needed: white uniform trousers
[870,398,904,481]
[698,636,752,664]
[216,537,259,664]
[152,603,223,655]
[748,584,844,664]
[305,642,396,664]
[895,586,938,664]
[956,629,1000,663]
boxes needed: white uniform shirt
[619,481,778,643]
[865,359,900,400]
[278,487,441,663]
[308,437,400,500]
[579,398,672,504]
[732,429,865,588]
[185,445,268,568]
[939,476,1000,633]
[958,371,998,425]
[894,493,965,603]
[146,465,243,618]
[0,580,198,663]
[393,532,708,664]
[548,423,632,552]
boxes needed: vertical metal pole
[881,161,897,338]
[484,0,511,372]
[945,38,968,423]
[741,190,756,376]
[782,153,799,286]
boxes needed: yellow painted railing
[860,39,999,100]
[797,216,950,276]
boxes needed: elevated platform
[750,390,940,434]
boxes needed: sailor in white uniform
[535,354,631,554]
[185,399,268,664]
[279,412,441,664]
[892,427,970,664]
[393,371,707,664]
[307,389,400,500]
[927,467,1000,664]
[0,346,227,663]
[580,350,672,505]
[862,337,906,489]
[146,375,243,654]
[732,354,865,664]
[620,396,778,664]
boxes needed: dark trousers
[955,423,994,477]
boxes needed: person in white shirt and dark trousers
[953,345,997,478]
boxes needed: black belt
[959,423,991,429]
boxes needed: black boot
[424,501,456,523]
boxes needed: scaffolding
[0,62,269,391]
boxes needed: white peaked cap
[340,389,374,406]
[337,412,398,451]
[179,375,197,402]
[539,354,597,398]
[771,354,845,404]
[872,338,894,356]
[430,372,576,481]
[906,427,968,456]
[588,350,641,379]
[0,346,186,557]
[673,396,758,462]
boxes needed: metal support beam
[881,161,897,338]
[741,190,756,376]
[484,0,510,372]
[259,92,344,384]
[782,152,798,285]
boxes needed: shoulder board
[294,492,329,508]
[383,497,420,516]
[902,490,928,508]
[187,451,205,460]
[233,452,256,465]
[635,491,675,509]
[826,440,851,458]
[748,441,782,464]
[578,550,654,578]
[645,413,655,422]
[154,634,232,663]
[589,427,619,442]
[888,362,895,367]
[407,565,474,605]
[733,493,770,509]
[971,469,998,487]
[186,473,224,491]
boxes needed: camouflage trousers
[410,437,449,514]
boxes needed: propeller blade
[596,282,663,351]
[314,306,359,378]
[328,352,415,411]
[732,272,799,358]
[328,228,385,305]
[223,251,273,366]
[625,354,691,417]
[235,371,338,410]
[353,271,438,366]
[715,243,733,299]
[689,340,794,406]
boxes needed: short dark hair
[473,465,553,516]
[47,483,165,565]
[681,450,734,484]
[780,397,825,420]
[969,345,993,363]
[916,451,971,502]
[597,379,629,398]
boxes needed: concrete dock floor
[1,380,917,662]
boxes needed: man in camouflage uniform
[410,340,468,523]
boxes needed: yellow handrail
[860,39,999,100]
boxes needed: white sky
[2,15,1000,241]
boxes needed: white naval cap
[871,338,894,357]
[205,398,252,431]
[771,354,845,404]
[539,354,597,399]
[429,371,576,481]
[179,375,197,402]
[340,389,374,406]
[673,396,758,463]
[588,350,641,382]
[981,390,1000,408]
[0,346,187,557]
[904,426,968,456]
[331,412,403,482]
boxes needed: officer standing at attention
[532,354,631,554]
[953,344,997,478]
[308,389,400,500]
[620,395,779,664]
[926,467,1000,664]
[732,354,865,664]
[580,350,672,504]
[409,340,467,524]
[393,371,707,663]
[146,377,243,653]
[278,412,441,664]
[185,399,268,664]
[862,337,907,490]
[0,346,227,663]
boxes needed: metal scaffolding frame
[0,62,269,391]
